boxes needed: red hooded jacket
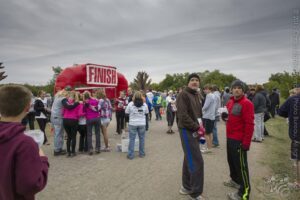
[0,122,49,200]
[226,95,254,150]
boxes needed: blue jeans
[51,116,64,152]
[128,125,146,159]
[154,105,162,120]
[212,117,220,146]
[87,117,101,151]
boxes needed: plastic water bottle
[24,130,44,148]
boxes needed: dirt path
[37,115,270,200]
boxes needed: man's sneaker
[223,180,240,189]
[201,149,212,154]
[95,149,101,154]
[179,186,192,195]
[189,195,206,200]
[54,149,66,156]
[227,192,241,200]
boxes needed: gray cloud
[1,0,299,85]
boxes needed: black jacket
[269,92,280,107]
[34,99,48,117]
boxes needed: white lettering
[86,65,117,86]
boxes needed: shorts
[291,140,300,160]
[101,118,110,127]
[203,118,214,134]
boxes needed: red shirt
[115,97,127,112]
[226,95,254,150]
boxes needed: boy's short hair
[203,84,212,90]
[0,85,31,117]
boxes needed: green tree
[44,66,63,94]
[264,71,300,98]
[150,83,160,91]
[201,70,237,89]
[130,71,152,91]
[158,70,236,91]
[0,62,7,81]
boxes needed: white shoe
[189,195,206,200]
[179,186,192,195]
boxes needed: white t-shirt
[146,92,154,105]
[166,95,176,105]
[125,102,149,126]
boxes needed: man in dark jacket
[269,88,280,118]
[222,80,254,200]
[278,84,300,187]
[0,85,49,200]
[176,73,204,200]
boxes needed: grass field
[262,116,300,199]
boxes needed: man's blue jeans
[213,117,220,146]
[128,125,146,159]
[51,116,64,152]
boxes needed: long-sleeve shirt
[278,94,300,141]
[226,95,255,150]
[62,99,81,120]
[84,98,100,120]
[202,93,216,120]
[51,96,79,119]
[0,122,49,200]
[252,92,266,113]
[176,87,202,132]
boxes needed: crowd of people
[0,77,299,200]
[19,87,182,159]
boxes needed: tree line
[0,63,299,99]
[130,70,300,99]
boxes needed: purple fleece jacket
[0,122,49,200]
[62,98,81,120]
[84,98,100,120]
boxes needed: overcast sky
[1,0,300,85]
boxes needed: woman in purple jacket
[83,91,101,155]
[62,91,80,157]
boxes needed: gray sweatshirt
[252,92,266,113]
[202,93,216,120]
[51,96,65,118]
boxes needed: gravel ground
[37,114,271,200]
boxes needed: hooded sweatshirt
[62,98,81,120]
[226,95,255,150]
[84,98,100,120]
[0,122,49,200]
